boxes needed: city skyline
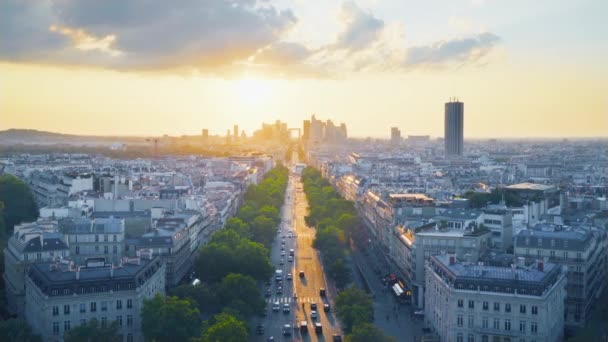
[1,0,607,138]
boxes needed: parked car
[320,288,326,297]
[256,325,265,335]
[414,310,425,317]
[332,335,342,342]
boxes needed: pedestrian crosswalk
[266,296,321,304]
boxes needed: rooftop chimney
[538,261,544,272]
[449,256,455,265]
[76,266,80,280]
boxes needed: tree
[0,174,38,232]
[217,273,265,318]
[335,286,374,333]
[223,218,251,239]
[328,258,352,289]
[141,294,201,342]
[258,205,280,224]
[170,283,220,315]
[346,323,395,342]
[250,215,276,246]
[64,318,121,342]
[200,313,248,342]
[0,319,42,342]
[236,204,257,224]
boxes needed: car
[265,289,272,297]
[280,246,285,251]
[323,303,331,312]
[283,303,290,313]
[299,270,305,278]
[256,325,265,335]
[267,337,274,341]
[315,322,323,334]
[287,256,293,262]
[310,310,318,319]
[276,287,283,295]
[287,273,293,280]
[332,334,343,342]
[310,302,317,310]
[279,260,284,265]
[281,251,286,256]
[283,324,292,336]
[320,288,326,297]
[300,321,308,334]
[414,310,425,316]
[272,302,280,311]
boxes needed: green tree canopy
[345,323,396,342]
[335,286,374,333]
[200,313,248,342]
[0,174,38,232]
[64,318,121,342]
[170,283,220,315]
[217,273,265,318]
[0,319,42,342]
[141,294,201,342]
[250,215,276,246]
[223,218,251,239]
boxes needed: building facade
[445,100,464,156]
[425,255,566,342]
[25,257,165,342]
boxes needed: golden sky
[1,0,607,138]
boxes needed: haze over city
[1,0,607,138]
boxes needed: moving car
[276,286,283,295]
[315,322,323,334]
[287,256,293,262]
[320,288,326,297]
[310,310,318,319]
[310,302,317,310]
[287,273,292,280]
[265,289,271,297]
[323,303,331,312]
[300,321,308,334]
[256,325,265,335]
[332,335,342,342]
[414,310,425,317]
[283,303,290,313]
[272,302,280,312]
[299,270,305,278]
[283,324,292,336]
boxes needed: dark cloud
[405,32,501,66]
[333,1,384,52]
[0,0,297,70]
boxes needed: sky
[1,0,607,138]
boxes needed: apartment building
[425,254,566,342]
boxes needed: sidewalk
[351,245,424,342]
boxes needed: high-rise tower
[444,99,464,156]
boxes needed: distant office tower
[444,99,464,156]
[202,129,209,144]
[233,125,239,143]
[302,120,310,142]
[390,127,401,145]
[226,129,231,144]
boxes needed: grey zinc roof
[59,217,124,234]
[21,234,69,253]
[438,209,483,220]
[515,228,591,251]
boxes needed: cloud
[405,32,501,67]
[0,0,297,71]
[253,42,315,65]
[332,1,385,52]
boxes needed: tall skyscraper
[390,127,401,145]
[302,120,310,142]
[444,99,464,156]
[233,125,238,143]
[201,129,209,144]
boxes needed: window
[116,300,122,310]
[550,251,555,258]
[482,317,489,329]
[468,315,474,328]
[113,234,117,242]
[104,235,108,242]
[90,302,97,312]
[101,301,108,312]
[104,246,109,254]
[483,301,489,311]
[505,304,511,313]
[537,250,542,257]
[493,318,500,330]
[113,245,118,254]
[520,305,526,314]
[531,322,538,334]
[469,300,475,309]
[95,235,99,242]
[458,299,464,308]
[116,315,123,327]
[52,306,59,316]
[457,315,464,327]
[505,319,511,331]
[468,334,475,342]
[127,334,134,342]
[53,322,59,335]
[127,299,133,309]
[101,317,107,327]
[482,336,488,342]
[127,315,133,327]
[457,333,464,342]
[80,303,86,313]
[64,321,71,332]
[64,305,70,315]
[531,306,538,315]
[75,246,80,254]
[95,245,99,252]
[494,302,500,311]
[36,253,42,260]
[520,320,526,332]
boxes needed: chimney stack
[538,261,544,272]
[449,255,455,265]
[76,266,80,280]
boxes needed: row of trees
[140,165,288,342]
[301,167,367,289]
[0,174,40,338]
[335,286,395,342]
